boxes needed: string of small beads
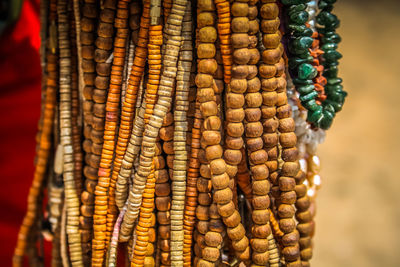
[170,2,193,265]
[79,0,99,260]
[120,0,188,246]
[57,0,84,265]
[130,160,156,266]
[115,0,150,214]
[13,2,58,264]
[105,0,143,243]
[92,0,130,265]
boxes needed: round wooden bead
[197,12,215,28]
[231,17,249,33]
[225,136,244,149]
[260,3,279,20]
[231,3,248,17]
[233,48,250,65]
[230,79,247,93]
[211,173,230,190]
[252,195,270,210]
[252,224,271,238]
[280,218,296,233]
[198,43,216,59]
[252,251,269,265]
[213,188,232,204]
[252,210,269,224]
[280,190,297,205]
[226,93,244,109]
[232,65,249,78]
[282,231,300,247]
[222,210,241,227]
[205,231,223,247]
[282,245,300,262]
[227,224,245,241]
[280,132,297,148]
[231,33,250,49]
[226,122,244,137]
[231,237,249,251]
[198,27,218,43]
[202,247,220,262]
[198,59,218,74]
[245,108,261,123]
[209,159,226,175]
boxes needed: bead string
[13,1,58,265]
[57,0,84,265]
[171,2,192,265]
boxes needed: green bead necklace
[283,0,347,129]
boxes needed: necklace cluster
[14,0,346,266]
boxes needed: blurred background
[0,0,399,266]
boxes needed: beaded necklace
[15,1,349,266]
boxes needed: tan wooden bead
[282,231,300,247]
[198,27,218,43]
[231,17,249,33]
[233,48,250,65]
[231,2,248,17]
[198,43,216,59]
[252,195,270,209]
[231,33,250,49]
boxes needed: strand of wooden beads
[240,1,274,265]
[72,0,84,102]
[196,0,250,263]
[86,0,116,218]
[170,2,192,265]
[154,140,171,267]
[121,1,141,103]
[120,0,188,243]
[108,1,140,208]
[293,169,312,267]
[70,7,83,197]
[183,99,201,266]
[92,0,130,264]
[115,0,150,213]
[214,0,232,84]
[57,0,84,265]
[197,40,226,266]
[276,72,301,267]
[120,1,163,240]
[130,160,156,266]
[259,0,282,196]
[79,0,99,260]
[193,146,211,266]
[102,0,140,249]
[13,2,58,265]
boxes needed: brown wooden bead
[233,48,250,65]
[282,231,300,247]
[231,2,248,17]
[231,17,249,33]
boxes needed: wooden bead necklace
[15,0,348,266]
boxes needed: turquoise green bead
[321,43,338,51]
[300,91,318,102]
[302,99,319,111]
[290,11,309,24]
[307,106,323,124]
[297,85,315,95]
[298,63,317,80]
[324,50,342,62]
[323,65,338,78]
[293,78,313,86]
[288,56,313,69]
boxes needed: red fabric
[0,0,46,265]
